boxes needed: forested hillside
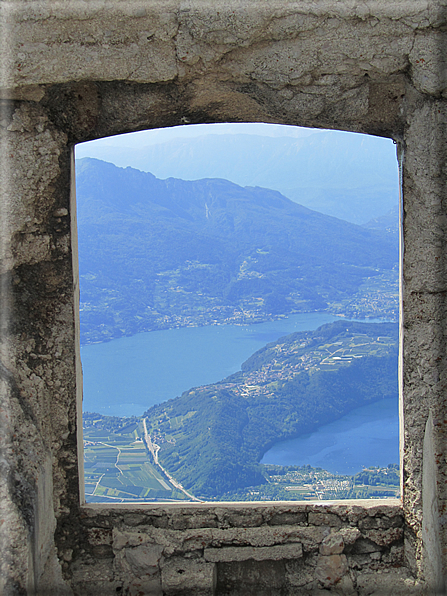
[143,321,398,498]
[76,158,398,344]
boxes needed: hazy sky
[76,123,330,153]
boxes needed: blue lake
[81,313,399,474]
[261,397,399,474]
[81,312,339,417]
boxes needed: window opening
[75,123,400,504]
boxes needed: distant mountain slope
[75,130,399,224]
[76,158,398,344]
[363,204,399,236]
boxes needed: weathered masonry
[0,1,446,594]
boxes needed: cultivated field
[83,420,187,502]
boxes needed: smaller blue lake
[261,397,399,475]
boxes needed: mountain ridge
[75,129,399,224]
[76,158,398,344]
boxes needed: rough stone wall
[401,91,447,592]
[0,1,446,594]
[73,501,411,596]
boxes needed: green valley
[83,321,398,502]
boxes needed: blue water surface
[81,313,399,475]
[81,312,338,417]
[261,397,399,474]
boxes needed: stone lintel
[204,543,303,563]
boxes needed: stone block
[331,504,370,525]
[363,527,403,547]
[122,512,168,528]
[359,515,403,531]
[161,557,216,595]
[267,511,307,526]
[169,513,218,530]
[216,560,286,593]
[122,513,148,527]
[219,510,264,528]
[308,512,342,527]
[204,543,302,562]
[315,553,348,587]
[191,524,326,551]
[320,532,345,555]
[339,527,361,546]
[125,544,164,574]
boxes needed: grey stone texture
[1,0,447,594]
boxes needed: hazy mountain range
[76,158,397,343]
[76,130,399,224]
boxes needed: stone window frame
[2,2,446,590]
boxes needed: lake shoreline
[81,312,342,417]
[80,311,397,347]
[261,397,399,475]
